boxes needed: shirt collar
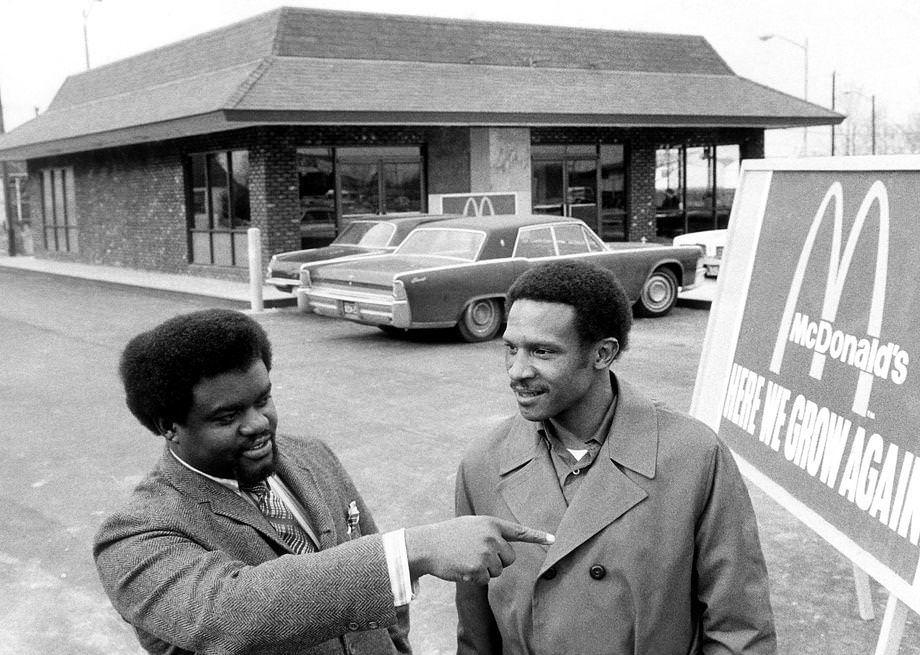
[168,448,242,493]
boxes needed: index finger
[495,518,555,545]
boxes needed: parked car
[265,214,458,292]
[673,229,726,278]
[298,214,702,342]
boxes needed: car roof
[412,214,583,231]
[348,213,463,226]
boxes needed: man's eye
[504,344,518,355]
[213,414,237,426]
[533,348,553,357]
[255,394,272,408]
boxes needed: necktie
[242,480,316,554]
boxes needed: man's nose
[239,406,270,434]
[507,352,534,380]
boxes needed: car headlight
[393,279,407,300]
[299,268,312,288]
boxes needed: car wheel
[636,268,678,318]
[457,299,503,342]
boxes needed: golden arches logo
[769,180,890,417]
[461,196,497,217]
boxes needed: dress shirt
[540,388,618,505]
[168,448,414,606]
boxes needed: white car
[673,229,726,278]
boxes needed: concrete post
[248,227,264,312]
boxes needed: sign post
[691,156,920,654]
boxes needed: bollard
[247,227,264,312]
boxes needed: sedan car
[298,215,702,342]
[673,229,726,278]
[265,214,458,292]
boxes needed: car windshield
[395,228,485,261]
[332,221,396,248]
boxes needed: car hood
[311,255,457,287]
[273,245,383,265]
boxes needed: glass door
[531,145,598,229]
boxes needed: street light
[843,89,877,155]
[82,0,103,70]
[759,33,809,155]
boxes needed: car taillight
[299,268,312,288]
[393,279,407,300]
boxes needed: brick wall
[22,124,765,279]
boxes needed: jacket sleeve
[454,459,502,655]
[93,513,399,655]
[695,441,778,654]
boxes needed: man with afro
[94,308,552,655]
[455,260,776,654]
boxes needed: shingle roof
[0,6,842,160]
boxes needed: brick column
[249,129,300,261]
[627,132,657,242]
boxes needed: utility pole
[0,85,15,256]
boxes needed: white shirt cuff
[382,528,416,606]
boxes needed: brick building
[0,7,841,279]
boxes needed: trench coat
[93,434,410,655]
[455,377,776,655]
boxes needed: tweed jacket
[455,376,776,655]
[93,434,410,655]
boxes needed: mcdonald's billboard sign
[427,192,518,217]
[691,156,920,613]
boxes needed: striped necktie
[242,480,316,554]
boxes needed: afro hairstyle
[119,308,272,435]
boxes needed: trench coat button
[348,621,359,631]
[542,567,557,580]
[589,565,607,580]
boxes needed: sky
[1,0,919,157]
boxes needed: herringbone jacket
[93,434,411,655]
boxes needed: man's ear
[594,338,619,369]
[160,422,178,442]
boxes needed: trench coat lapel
[496,419,568,535]
[159,446,293,553]
[539,378,660,575]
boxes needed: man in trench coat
[455,261,776,654]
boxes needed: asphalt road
[1,267,918,654]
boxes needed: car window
[553,224,590,255]
[514,227,556,258]
[582,226,606,252]
[333,221,383,246]
[395,228,485,261]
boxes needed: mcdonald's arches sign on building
[428,192,518,217]
[692,156,920,615]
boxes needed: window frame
[186,149,251,267]
[40,167,78,253]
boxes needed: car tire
[378,325,405,337]
[457,299,503,342]
[635,267,678,318]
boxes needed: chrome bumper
[297,286,411,328]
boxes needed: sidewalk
[0,254,714,309]
[0,255,296,309]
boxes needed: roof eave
[0,109,844,161]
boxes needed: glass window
[384,162,421,214]
[532,161,564,216]
[298,148,335,248]
[40,167,77,253]
[333,221,396,247]
[715,145,740,229]
[395,228,484,261]
[339,162,379,216]
[599,144,626,241]
[187,150,250,266]
[553,224,590,255]
[514,226,556,258]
